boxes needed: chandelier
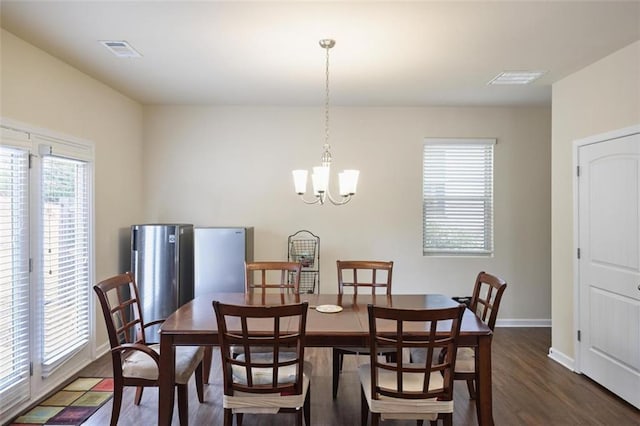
[292,39,359,205]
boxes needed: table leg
[203,346,212,384]
[476,334,494,426]
[159,334,176,426]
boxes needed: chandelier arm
[298,193,324,205]
[325,189,352,205]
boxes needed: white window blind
[0,144,31,411]
[423,138,495,256]
[40,152,90,375]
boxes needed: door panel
[589,157,639,270]
[589,287,640,370]
[578,131,640,408]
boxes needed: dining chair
[412,271,507,400]
[245,261,303,295]
[213,300,312,426]
[452,271,507,399]
[93,272,204,426]
[360,303,466,426]
[234,261,303,358]
[333,260,394,399]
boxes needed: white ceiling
[1,1,639,107]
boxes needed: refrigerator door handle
[132,228,138,251]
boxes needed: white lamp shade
[292,169,308,194]
[312,166,329,194]
[338,169,359,195]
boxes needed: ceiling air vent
[99,40,142,58]
[488,70,545,85]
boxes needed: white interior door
[577,129,640,408]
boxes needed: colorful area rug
[10,377,113,425]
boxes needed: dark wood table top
[160,293,491,347]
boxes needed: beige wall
[1,24,553,356]
[143,105,551,321]
[551,41,640,359]
[1,29,145,348]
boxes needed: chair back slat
[245,261,302,295]
[469,271,507,330]
[213,301,308,396]
[367,303,465,401]
[337,260,393,295]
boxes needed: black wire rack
[287,230,320,294]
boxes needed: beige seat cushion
[409,347,475,374]
[231,353,311,386]
[358,363,453,421]
[122,344,204,384]
[224,354,312,414]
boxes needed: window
[422,138,495,256]
[40,152,91,375]
[0,124,93,420]
[0,137,31,412]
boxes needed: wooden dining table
[158,292,494,426]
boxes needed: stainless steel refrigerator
[131,223,194,341]
[194,227,254,296]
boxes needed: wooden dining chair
[93,272,204,426]
[213,300,312,426]
[333,260,394,399]
[234,261,303,358]
[245,261,302,295]
[412,271,507,400]
[451,271,507,399]
[360,303,466,426]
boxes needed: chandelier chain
[324,43,330,151]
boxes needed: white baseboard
[95,342,110,358]
[548,347,575,371]
[495,318,551,327]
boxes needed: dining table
[158,292,494,426]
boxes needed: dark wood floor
[76,328,639,425]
